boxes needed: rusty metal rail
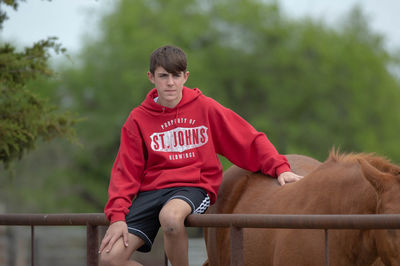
[1,213,400,266]
[186,213,400,229]
[0,213,108,266]
[186,214,400,266]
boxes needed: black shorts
[125,186,210,252]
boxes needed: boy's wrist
[275,165,291,177]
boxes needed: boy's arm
[104,122,145,224]
[209,101,292,178]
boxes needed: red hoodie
[105,87,290,223]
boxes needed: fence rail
[1,213,400,266]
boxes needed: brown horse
[203,152,400,266]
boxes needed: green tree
[0,0,77,168]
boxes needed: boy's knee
[159,210,186,235]
[159,198,192,235]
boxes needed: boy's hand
[277,171,303,186]
[99,220,129,253]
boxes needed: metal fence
[0,213,107,266]
[1,213,400,266]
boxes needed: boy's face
[147,66,189,108]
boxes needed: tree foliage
[3,0,400,212]
[0,0,77,167]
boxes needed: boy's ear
[147,71,155,84]
[184,71,189,81]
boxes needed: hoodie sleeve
[208,99,290,177]
[104,118,145,224]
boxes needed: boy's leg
[159,198,192,266]
[100,234,144,266]
[99,233,145,266]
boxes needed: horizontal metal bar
[185,214,400,229]
[0,213,109,226]
[1,213,400,229]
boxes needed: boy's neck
[157,95,182,109]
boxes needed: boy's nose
[167,76,174,85]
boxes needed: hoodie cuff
[275,164,291,177]
[109,212,126,224]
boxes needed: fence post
[230,226,244,266]
[87,224,99,266]
[31,225,35,266]
[325,229,329,266]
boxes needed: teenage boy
[99,45,302,266]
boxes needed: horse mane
[328,148,400,175]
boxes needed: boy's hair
[149,45,187,75]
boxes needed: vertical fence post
[87,224,99,266]
[325,229,329,266]
[31,225,35,266]
[230,226,244,266]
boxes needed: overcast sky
[280,0,400,50]
[1,0,399,57]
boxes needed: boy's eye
[158,73,181,78]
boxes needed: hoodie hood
[140,86,202,114]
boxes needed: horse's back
[215,154,321,213]
[286,154,322,176]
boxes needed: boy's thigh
[125,187,210,252]
[125,190,165,252]
[159,198,192,223]
[164,186,210,215]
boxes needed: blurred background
[1,0,400,265]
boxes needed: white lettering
[168,152,196,161]
[150,126,208,152]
